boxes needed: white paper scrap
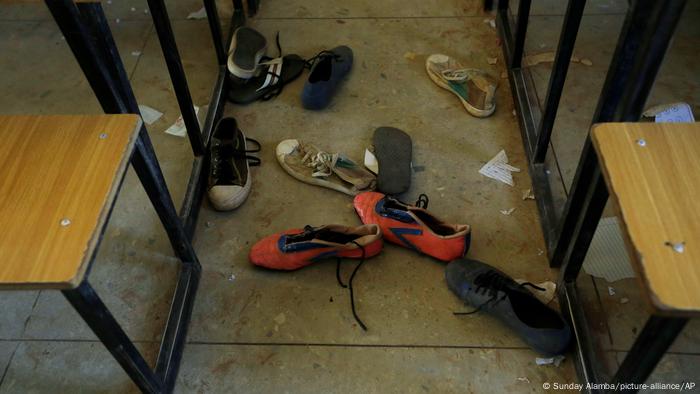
[187,7,207,19]
[500,208,515,215]
[165,105,199,137]
[364,149,379,174]
[651,103,695,123]
[536,355,565,366]
[138,104,163,125]
[479,149,520,186]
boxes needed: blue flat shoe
[302,46,354,110]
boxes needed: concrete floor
[0,0,697,392]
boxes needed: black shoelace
[392,193,430,209]
[304,50,341,70]
[453,270,545,316]
[415,193,429,209]
[335,240,368,331]
[211,137,262,184]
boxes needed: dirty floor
[0,0,697,392]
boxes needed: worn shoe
[276,139,376,196]
[228,54,306,104]
[302,46,354,110]
[249,224,382,270]
[227,27,267,79]
[207,118,260,211]
[445,258,572,356]
[250,224,382,330]
[426,54,497,117]
[353,191,470,261]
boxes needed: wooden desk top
[0,115,141,289]
[592,122,700,315]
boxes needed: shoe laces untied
[335,239,368,331]
[452,270,545,316]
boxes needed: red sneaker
[249,224,382,331]
[353,192,470,261]
[249,224,382,270]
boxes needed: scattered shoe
[445,258,572,356]
[353,191,470,261]
[207,117,260,211]
[276,139,376,195]
[228,54,306,104]
[426,54,497,117]
[249,224,382,270]
[372,127,412,195]
[250,224,384,330]
[227,27,267,79]
[302,46,354,110]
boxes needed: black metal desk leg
[62,282,162,394]
[131,127,200,265]
[612,316,687,390]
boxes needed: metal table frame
[485,0,690,392]
[41,0,256,391]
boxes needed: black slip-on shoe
[445,258,572,356]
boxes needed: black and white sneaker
[227,27,267,80]
[228,54,306,104]
[208,117,261,211]
[445,258,572,356]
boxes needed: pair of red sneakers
[248,191,471,330]
[249,191,471,270]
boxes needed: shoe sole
[228,27,267,79]
[425,55,495,118]
[373,127,412,195]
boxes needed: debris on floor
[228,274,236,282]
[536,355,565,367]
[642,102,695,123]
[138,104,163,125]
[517,377,531,383]
[131,51,142,57]
[487,57,498,65]
[608,286,616,296]
[620,297,629,304]
[524,51,593,67]
[479,149,520,186]
[500,207,515,215]
[274,313,286,325]
[522,188,535,200]
[403,51,417,61]
[187,6,207,20]
[483,18,496,29]
[579,58,593,66]
[164,105,200,137]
